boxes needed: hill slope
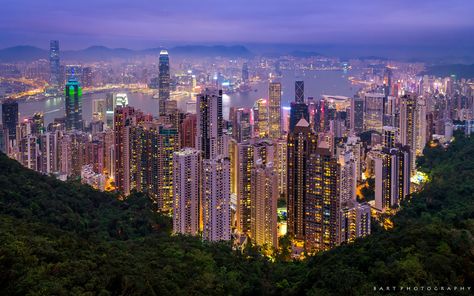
[1,134,474,295]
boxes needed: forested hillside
[1,134,473,295]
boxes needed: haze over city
[1,0,474,59]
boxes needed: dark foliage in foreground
[1,134,473,295]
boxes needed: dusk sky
[1,0,474,55]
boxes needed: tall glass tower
[159,50,170,115]
[49,40,61,88]
[65,78,83,130]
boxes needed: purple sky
[1,0,474,52]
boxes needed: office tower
[180,113,197,148]
[295,80,304,103]
[105,93,115,129]
[232,108,252,142]
[253,99,269,138]
[49,40,61,88]
[65,78,83,131]
[338,150,356,204]
[18,135,39,171]
[173,148,201,235]
[289,102,309,133]
[242,62,249,83]
[383,126,398,149]
[2,100,18,145]
[39,132,58,174]
[364,92,385,133]
[351,96,364,134]
[339,201,371,244]
[374,146,411,212]
[305,143,340,253]
[159,50,170,114]
[287,118,317,241]
[196,88,224,159]
[268,82,282,139]
[202,156,231,241]
[251,162,278,248]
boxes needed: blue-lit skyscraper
[65,78,83,130]
[49,40,61,88]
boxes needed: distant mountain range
[422,64,474,79]
[0,45,253,62]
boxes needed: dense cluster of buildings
[2,40,474,256]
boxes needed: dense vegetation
[1,134,474,295]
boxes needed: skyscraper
[242,62,249,83]
[268,82,281,139]
[295,80,304,103]
[202,156,231,241]
[251,162,278,248]
[159,50,170,114]
[289,102,309,133]
[305,143,340,253]
[351,96,364,134]
[1,99,18,144]
[374,146,411,212]
[49,40,61,88]
[196,88,224,159]
[400,94,417,175]
[364,92,385,133]
[287,118,317,241]
[231,108,252,142]
[173,148,201,235]
[65,78,83,131]
[253,98,269,138]
[180,113,197,148]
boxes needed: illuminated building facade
[202,156,231,241]
[364,92,385,133]
[49,40,61,88]
[268,82,281,139]
[287,118,317,241]
[196,88,224,159]
[251,162,278,248]
[65,78,83,131]
[159,50,171,115]
[173,148,201,235]
[295,80,304,103]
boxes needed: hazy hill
[0,44,253,62]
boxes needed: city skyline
[1,1,474,59]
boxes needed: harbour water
[3,69,359,125]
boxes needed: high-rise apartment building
[196,88,223,159]
[1,100,18,145]
[251,162,278,248]
[173,148,201,235]
[202,156,231,241]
